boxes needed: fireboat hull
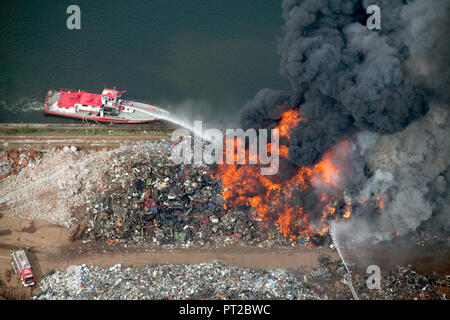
[43,88,170,124]
[43,109,158,123]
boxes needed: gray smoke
[401,0,450,104]
[238,0,449,239]
[239,0,448,166]
[350,0,449,239]
[359,104,449,240]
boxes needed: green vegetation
[0,127,172,137]
[18,125,38,134]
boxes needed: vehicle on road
[11,250,35,287]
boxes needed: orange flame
[379,194,385,210]
[212,109,352,241]
[278,109,304,139]
[343,206,351,219]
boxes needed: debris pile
[350,265,449,300]
[70,141,320,247]
[0,140,315,246]
[77,140,227,245]
[0,144,98,228]
[308,255,449,300]
[34,261,320,300]
[0,147,42,179]
[406,221,450,247]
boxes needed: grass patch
[18,125,37,134]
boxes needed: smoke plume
[238,0,449,240]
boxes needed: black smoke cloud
[240,0,433,166]
[239,88,293,130]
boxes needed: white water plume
[329,221,359,300]
[329,221,351,275]
[129,105,214,142]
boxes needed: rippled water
[0,0,288,124]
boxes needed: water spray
[128,105,213,142]
[329,222,359,300]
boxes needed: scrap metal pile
[33,258,447,300]
[0,147,42,179]
[311,255,448,300]
[73,140,320,247]
[34,261,320,300]
[0,140,321,246]
[350,265,449,300]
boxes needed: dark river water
[0,0,289,125]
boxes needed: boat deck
[45,93,169,123]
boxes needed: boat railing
[120,98,169,113]
[120,97,148,105]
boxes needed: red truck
[11,250,35,287]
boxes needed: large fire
[212,109,353,241]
